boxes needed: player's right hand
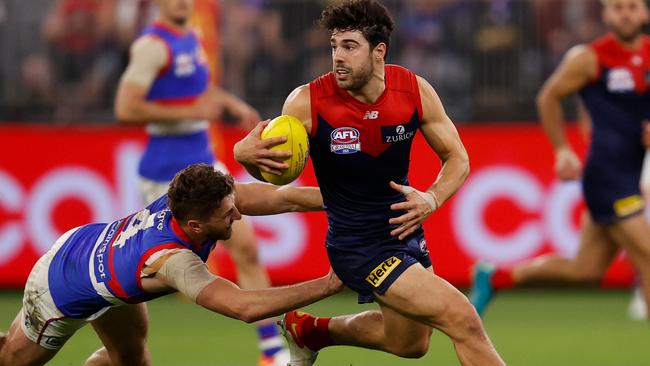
[388,181,438,240]
[554,146,582,180]
[233,120,292,175]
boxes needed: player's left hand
[388,181,439,240]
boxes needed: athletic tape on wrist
[400,185,439,211]
[416,190,438,211]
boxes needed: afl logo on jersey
[607,67,635,93]
[330,127,361,154]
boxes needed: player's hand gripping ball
[260,115,309,185]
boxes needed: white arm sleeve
[156,250,218,303]
[121,36,168,88]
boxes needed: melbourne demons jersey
[138,22,213,182]
[579,34,650,220]
[48,195,214,318]
[580,35,650,175]
[309,64,425,246]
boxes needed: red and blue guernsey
[138,22,212,182]
[580,33,650,223]
[310,65,432,302]
[309,64,424,246]
[48,195,214,318]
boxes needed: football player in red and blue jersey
[114,1,292,363]
[469,0,650,321]
[235,1,505,365]
[0,164,341,366]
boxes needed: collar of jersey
[170,216,197,249]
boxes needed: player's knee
[444,299,484,340]
[108,343,150,366]
[388,335,430,359]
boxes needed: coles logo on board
[330,127,361,154]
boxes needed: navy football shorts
[582,159,645,224]
[326,232,432,304]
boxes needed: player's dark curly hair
[319,0,394,57]
[168,164,235,222]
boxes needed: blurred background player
[0,164,341,366]
[113,0,289,364]
[235,1,505,365]
[470,0,650,320]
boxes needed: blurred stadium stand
[0,0,613,123]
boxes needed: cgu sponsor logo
[365,256,402,287]
[330,127,361,154]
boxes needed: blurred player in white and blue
[114,0,291,364]
[0,164,341,366]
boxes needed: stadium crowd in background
[1,0,611,123]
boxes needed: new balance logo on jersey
[365,256,402,287]
[363,111,379,120]
[382,124,415,144]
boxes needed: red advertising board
[0,124,635,288]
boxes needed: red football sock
[491,268,515,290]
[300,315,334,351]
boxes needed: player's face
[330,30,375,91]
[200,194,241,241]
[603,0,649,42]
[156,0,195,26]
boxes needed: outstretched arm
[155,251,342,323]
[234,182,323,215]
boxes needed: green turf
[0,289,647,365]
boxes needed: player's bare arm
[212,87,261,130]
[115,36,222,123]
[234,182,323,215]
[233,85,311,177]
[151,250,342,323]
[536,45,597,180]
[389,76,469,239]
[282,85,313,133]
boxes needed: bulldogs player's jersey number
[112,209,159,249]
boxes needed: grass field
[0,289,647,366]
